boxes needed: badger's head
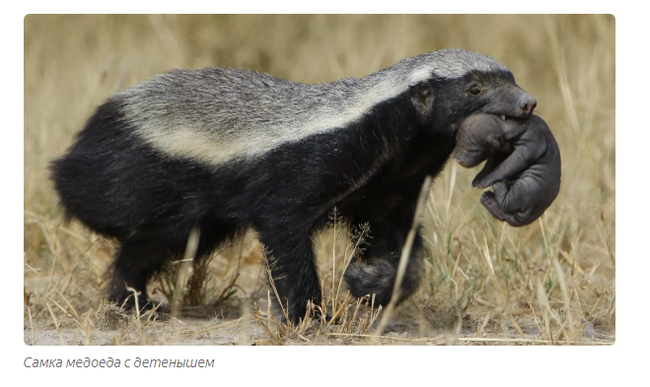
[395,49,536,134]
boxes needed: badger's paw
[344,260,396,306]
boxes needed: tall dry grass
[24,15,614,345]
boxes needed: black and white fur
[51,49,537,323]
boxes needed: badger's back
[115,68,366,166]
[51,49,510,238]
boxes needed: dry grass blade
[445,163,457,219]
[36,289,81,328]
[481,235,495,276]
[172,227,200,318]
[125,285,145,344]
[45,302,65,345]
[553,257,575,337]
[331,208,338,312]
[263,253,290,324]
[374,175,432,339]
[505,313,526,339]
[332,222,370,325]
[26,306,35,345]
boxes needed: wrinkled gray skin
[453,114,561,227]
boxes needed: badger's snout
[519,93,537,116]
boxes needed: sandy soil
[24,296,614,346]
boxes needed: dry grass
[24,15,614,345]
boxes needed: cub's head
[452,113,529,168]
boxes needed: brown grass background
[24,15,614,345]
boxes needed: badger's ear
[409,83,434,118]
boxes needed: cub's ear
[409,83,434,118]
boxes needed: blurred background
[24,15,614,344]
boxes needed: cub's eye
[468,85,483,96]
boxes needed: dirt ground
[24,303,614,346]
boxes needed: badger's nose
[519,94,537,116]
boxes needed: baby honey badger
[453,114,561,227]
[51,49,538,324]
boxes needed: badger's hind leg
[257,226,323,324]
[108,216,236,312]
[108,236,177,311]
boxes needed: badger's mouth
[490,113,518,122]
[495,114,516,121]
[478,111,518,122]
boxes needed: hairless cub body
[453,114,561,227]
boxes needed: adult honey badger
[52,49,540,323]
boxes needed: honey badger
[51,49,538,323]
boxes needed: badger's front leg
[343,189,425,307]
[257,224,323,324]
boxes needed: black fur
[51,68,535,323]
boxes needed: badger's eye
[468,85,483,96]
